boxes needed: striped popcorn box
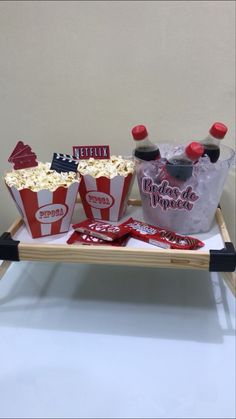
[7,182,79,238]
[78,172,135,222]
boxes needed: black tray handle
[0,232,20,262]
[209,242,236,272]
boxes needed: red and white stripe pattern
[79,173,135,222]
[8,182,79,238]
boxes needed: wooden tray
[1,199,235,296]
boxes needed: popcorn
[5,162,80,191]
[77,155,135,178]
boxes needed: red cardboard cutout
[8,141,38,170]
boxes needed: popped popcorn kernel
[77,156,135,178]
[5,162,80,191]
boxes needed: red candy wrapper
[72,219,132,242]
[123,218,204,250]
[67,231,129,246]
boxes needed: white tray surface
[13,204,225,252]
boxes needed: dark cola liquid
[166,158,193,181]
[203,144,220,163]
[134,147,160,161]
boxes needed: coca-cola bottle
[200,122,228,163]
[131,125,161,161]
[165,141,204,182]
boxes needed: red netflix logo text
[73,145,110,160]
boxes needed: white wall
[0,1,235,242]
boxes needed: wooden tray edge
[1,203,235,298]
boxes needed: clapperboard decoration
[8,141,38,170]
[50,153,79,173]
[73,145,110,160]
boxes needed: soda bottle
[165,141,204,182]
[200,122,228,163]
[131,125,161,161]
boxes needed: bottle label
[134,148,160,161]
[142,178,199,211]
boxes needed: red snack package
[123,218,204,250]
[72,219,132,242]
[67,231,129,246]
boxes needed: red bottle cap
[209,122,228,139]
[131,125,148,141]
[185,142,204,161]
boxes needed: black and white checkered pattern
[50,153,79,173]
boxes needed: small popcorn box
[7,182,79,238]
[79,173,135,222]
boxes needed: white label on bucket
[141,177,199,211]
[85,191,114,209]
[35,204,68,223]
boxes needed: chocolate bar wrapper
[124,218,204,250]
[67,231,129,246]
[72,218,132,241]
